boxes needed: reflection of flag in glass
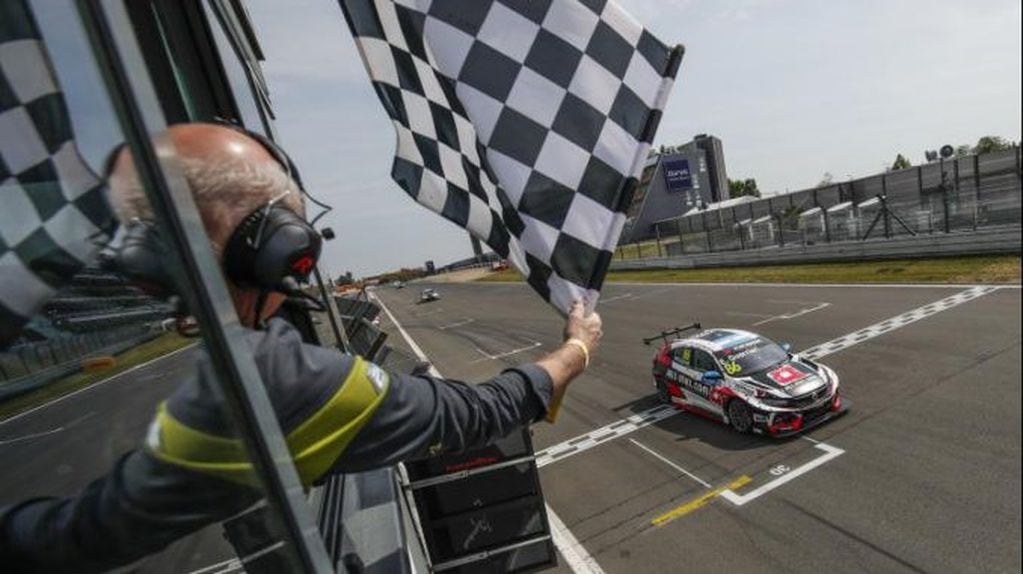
[767,364,808,386]
[0,1,116,346]
[339,0,682,313]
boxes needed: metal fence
[625,148,1022,260]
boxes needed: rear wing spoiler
[642,322,701,345]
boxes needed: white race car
[647,324,848,436]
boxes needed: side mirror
[702,370,722,382]
[781,342,792,352]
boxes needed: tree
[953,144,973,158]
[973,136,1012,155]
[817,172,834,187]
[891,154,911,170]
[728,178,761,198]
[780,204,802,230]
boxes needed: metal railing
[622,148,1022,261]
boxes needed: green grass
[477,255,1021,285]
[0,332,194,421]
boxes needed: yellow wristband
[564,338,590,368]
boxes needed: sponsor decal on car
[767,364,808,386]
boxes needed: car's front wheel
[727,399,753,433]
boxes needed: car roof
[669,328,762,352]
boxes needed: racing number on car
[722,360,742,376]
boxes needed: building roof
[676,195,757,218]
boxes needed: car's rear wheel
[727,399,753,433]
[655,378,671,404]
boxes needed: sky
[243,0,1021,280]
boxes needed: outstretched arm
[335,300,603,472]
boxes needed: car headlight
[820,365,840,390]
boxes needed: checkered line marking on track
[536,404,677,467]
[799,285,998,361]
[535,285,1001,467]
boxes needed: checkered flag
[340,0,682,313]
[1,0,116,346]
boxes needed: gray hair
[109,155,305,255]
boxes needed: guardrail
[610,225,1022,271]
[0,326,160,400]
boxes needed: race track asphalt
[1,281,1019,573]
[373,281,1021,574]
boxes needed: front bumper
[753,393,850,437]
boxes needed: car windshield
[714,337,788,376]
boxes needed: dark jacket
[1,318,553,572]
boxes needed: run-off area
[372,282,1020,574]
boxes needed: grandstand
[0,267,175,396]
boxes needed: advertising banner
[663,158,693,191]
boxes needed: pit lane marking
[719,442,845,506]
[534,286,998,467]
[651,475,752,526]
[371,292,601,574]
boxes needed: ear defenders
[105,123,322,297]
[222,195,322,289]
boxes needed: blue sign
[662,158,693,191]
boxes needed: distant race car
[418,288,440,303]
[647,324,847,436]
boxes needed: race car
[418,288,440,303]
[647,324,847,436]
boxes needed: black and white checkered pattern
[341,0,681,312]
[1,0,116,345]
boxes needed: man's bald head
[107,123,304,258]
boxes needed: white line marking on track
[599,293,633,304]
[719,442,845,506]
[627,287,676,300]
[628,438,711,488]
[753,302,831,326]
[370,291,441,377]
[470,341,542,362]
[0,343,198,426]
[0,411,96,446]
[371,292,601,574]
[438,318,474,330]
[535,286,997,467]
[547,503,606,574]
